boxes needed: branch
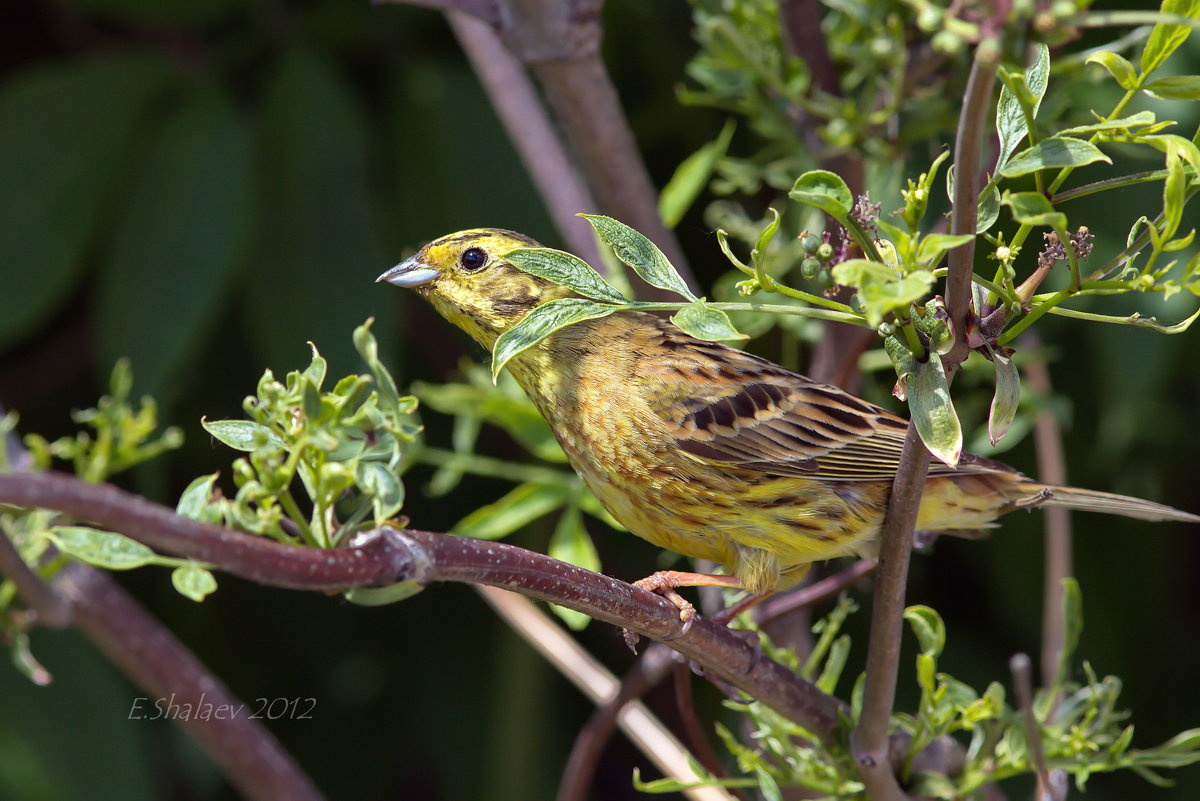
[945,50,1000,373]
[0,471,411,590]
[446,10,605,270]
[0,470,846,742]
[851,41,999,801]
[496,0,698,296]
[1025,341,1073,693]
[850,426,929,801]
[52,563,326,801]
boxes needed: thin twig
[754,559,877,626]
[1024,338,1073,694]
[446,11,604,270]
[477,587,734,801]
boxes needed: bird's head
[377,228,577,349]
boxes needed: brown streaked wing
[643,334,1016,481]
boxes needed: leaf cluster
[191,321,419,550]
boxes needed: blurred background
[1,1,1198,799]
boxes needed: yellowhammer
[378,228,1197,602]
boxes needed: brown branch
[850,426,929,801]
[850,41,999,801]
[0,471,413,590]
[383,0,500,26]
[0,470,846,741]
[0,519,72,628]
[945,52,1000,374]
[446,10,605,270]
[1025,340,1073,693]
[499,0,697,296]
[52,563,325,801]
[778,0,840,98]
[754,558,877,625]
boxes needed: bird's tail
[1024,483,1200,523]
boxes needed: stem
[997,288,1072,344]
[1050,170,1168,204]
[852,43,997,801]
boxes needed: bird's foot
[623,570,744,652]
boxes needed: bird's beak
[376,257,441,288]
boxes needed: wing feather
[639,321,1013,482]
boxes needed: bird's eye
[460,247,487,272]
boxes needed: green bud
[800,233,821,253]
[816,243,835,261]
[819,269,836,290]
[800,257,821,279]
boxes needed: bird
[378,228,1198,612]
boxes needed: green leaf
[201,418,282,452]
[915,233,975,266]
[986,344,1020,446]
[1140,0,1200,77]
[353,318,404,416]
[1142,74,1200,100]
[547,506,600,573]
[49,526,157,570]
[1000,191,1067,229]
[904,605,947,656]
[788,170,854,220]
[831,260,935,327]
[580,214,696,300]
[1140,133,1200,175]
[908,356,962,466]
[171,563,218,602]
[1086,51,1139,91]
[658,119,735,228]
[0,54,172,349]
[355,461,405,525]
[342,581,425,606]
[670,301,748,341]
[452,482,568,540]
[996,43,1050,172]
[491,298,617,381]
[977,183,1001,234]
[999,136,1111,178]
[176,472,222,524]
[504,247,628,304]
[1057,110,1158,136]
[97,88,255,402]
[251,47,391,378]
[1163,147,1187,240]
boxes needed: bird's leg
[624,571,745,652]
